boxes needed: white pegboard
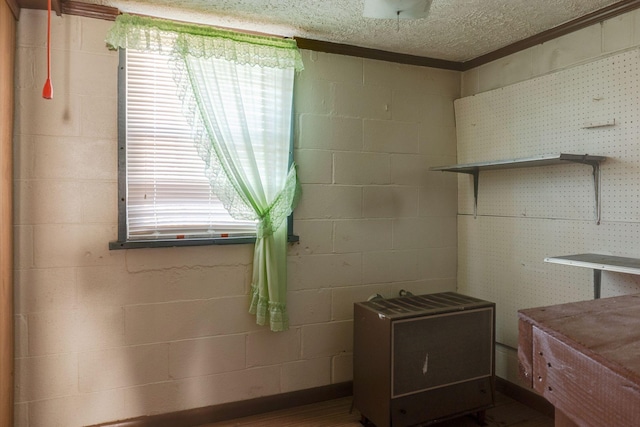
[458,216,640,347]
[455,49,640,348]
[456,48,640,223]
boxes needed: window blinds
[125,49,257,239]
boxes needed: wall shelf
[544,253,640,299]
[430,154,606,223]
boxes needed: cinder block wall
[459,8,640,387]
[13,10,459,426]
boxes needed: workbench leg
[555,408,579,427]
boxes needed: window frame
[109,49,298,250]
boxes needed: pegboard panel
[473,168,595,219]
[455,49,640,348]
[458,216,640,347]
[455,48,640,223]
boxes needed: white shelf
[430,153,606,173]
[545,253,640,299]
[430,153,606,223]
[545,253,640,275]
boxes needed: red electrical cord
[42,0,53,99]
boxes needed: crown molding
[15,0,61,16]
[13,0,640,71]
[61,0,117,20]
[295,38,465,71]
[462,0,640,70]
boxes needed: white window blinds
[125,49,258,240]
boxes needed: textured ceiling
[84,0,622,62]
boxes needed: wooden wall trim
[4,0,19,20]
[295,37,464,71]
[462,0,640,70]
[61,0,118,20]
[0,1,15,427]
[14,0,640,70]
[88,382,353,427]
[15,0,61,16]
[86,378,550,427]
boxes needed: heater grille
[360,291,490,319]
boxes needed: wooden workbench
[518,294,640,427]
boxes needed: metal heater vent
[353,292,496,427]
[360,291,489,319]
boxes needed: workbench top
[518,294,640,426]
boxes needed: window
[106,14,303,329]
[110,47,295,249]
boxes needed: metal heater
[353,292,495,427]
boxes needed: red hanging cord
[42,0,53,99]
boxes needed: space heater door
[392,307,493,398]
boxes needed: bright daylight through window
[112,46,296,247]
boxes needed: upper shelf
[430,153,606,173]
[430,153,607,224]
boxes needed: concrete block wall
[13,10,459,426]
[459,7,640,387]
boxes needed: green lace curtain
[107,14,303,331]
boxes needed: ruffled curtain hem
[249,283,289,332]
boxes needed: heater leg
[474,410,487,426]
[359,415,371,426]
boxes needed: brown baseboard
[495,377,554,419]
[89,381,353,427]
[93,378,551,426]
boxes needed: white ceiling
[85,0,623,62]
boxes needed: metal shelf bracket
[430,153,606,223]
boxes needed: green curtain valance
[105,14,304,71]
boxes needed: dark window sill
[109,234,300,250]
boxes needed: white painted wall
[13,10,459,426]
[459,8,640,387]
